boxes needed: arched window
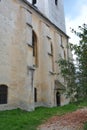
[32,30,38,66]
[32,0,37,5]
[55,0,58,5]
[51,43,53,55]
[0,85,8,104]
[51,43,54,71]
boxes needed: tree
[58,57,77,102]
[58,24,87,102]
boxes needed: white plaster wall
[27,0,32,4]
[47,0,66,32]
[27,0,66,32]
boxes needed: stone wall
[0,0,69,111]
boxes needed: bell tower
[27,0,66,32]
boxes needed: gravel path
[38,108,87,130]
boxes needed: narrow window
[32,30,38,66]
[0,85,8,104]
[32,0,36,5]
[34,88,37,102]
[55,0,58,5]
[32,31,37,57]
[51,43,53,55]
[51,43,54,71]
[64,50,66,59]
[60,35,64,48]
[48,43,54,72]
[60,35,62,46]
[32,31,35,56]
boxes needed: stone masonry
[0,0,70,111]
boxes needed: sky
[64,0,87,44]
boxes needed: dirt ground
[38,108,87,130]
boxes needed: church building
[0,0,70,111]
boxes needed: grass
[84,122,87,130]
[0,100,87,130]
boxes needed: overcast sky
[64,0,87,44]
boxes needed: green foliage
[84,122,87,130]
[71,24,87,99]
[0,100,87,130]
[58,58,77,101]
[58,23,87,101]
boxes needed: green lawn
[84,122,87,130]
[0,100,87,130]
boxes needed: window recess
[32,0,37,5]
[55,0,58,5]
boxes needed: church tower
[27,0,66,32]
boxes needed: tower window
[32,0,37,5]
[55,0,58,5]
[0,85,8,104]
[34,88,37,102]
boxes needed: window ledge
[60,44,64,48]
[27,43,33,48]
[47,36,51,40]
[33,64,38,68]
[49,71,55,75]
[26,23,33,28]
[48,52,53,56]
[32,5,37,9]
[27,66,36,71]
